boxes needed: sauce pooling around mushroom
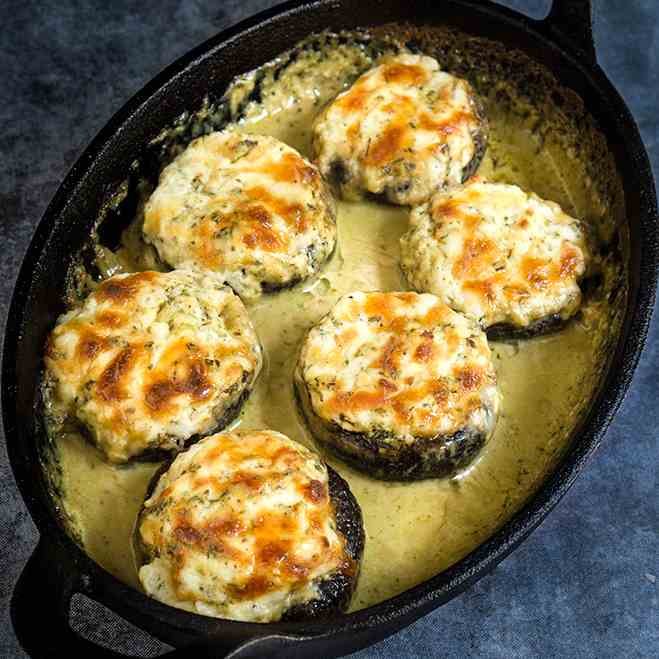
[44,31,620,612]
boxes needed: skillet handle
[11,536,128,658]
[540,0,596,64]
[12,536,303,658]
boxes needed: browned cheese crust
[137,429,363,622]
[295,292,500,479]
[312,53,486,205]
[44,270,262,462]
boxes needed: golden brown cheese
[312,53,485,205]
[143,131,337,299]
[296,291,499,440]
[138,429,353,622]
[44,270,262,463]
[400,179,592,328]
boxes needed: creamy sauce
[52,42,614,613]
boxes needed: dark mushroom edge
[319,75,488,205]
[294,370,493,481]
[258,239,338,296]
[134,445,365,621]
[402,269,600,343]
[72,373,257,465]
[461,91,489,183]
[282,467,364,620]
[485,313,567,342]
[485,271,602,341]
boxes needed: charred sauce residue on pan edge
[41,29,626,612]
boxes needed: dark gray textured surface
[0,1,657,657]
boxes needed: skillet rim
[2,0,657,648]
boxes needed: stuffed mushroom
[136,429,364,622]
[143,131,337,300]
[312,53,487,205]
[44,270,262,463]
[399,179,593,337]
[295,291,500,480]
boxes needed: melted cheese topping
[45,270,262,463]
[143,131,337,299]
[312,53,484,205]
[400,179,592,328]
[138,430,352,622]
[296,292,499,440]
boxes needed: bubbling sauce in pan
[47,31,624,612]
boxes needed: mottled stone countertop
[0,1,657,657]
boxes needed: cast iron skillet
[4,1,657,657]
